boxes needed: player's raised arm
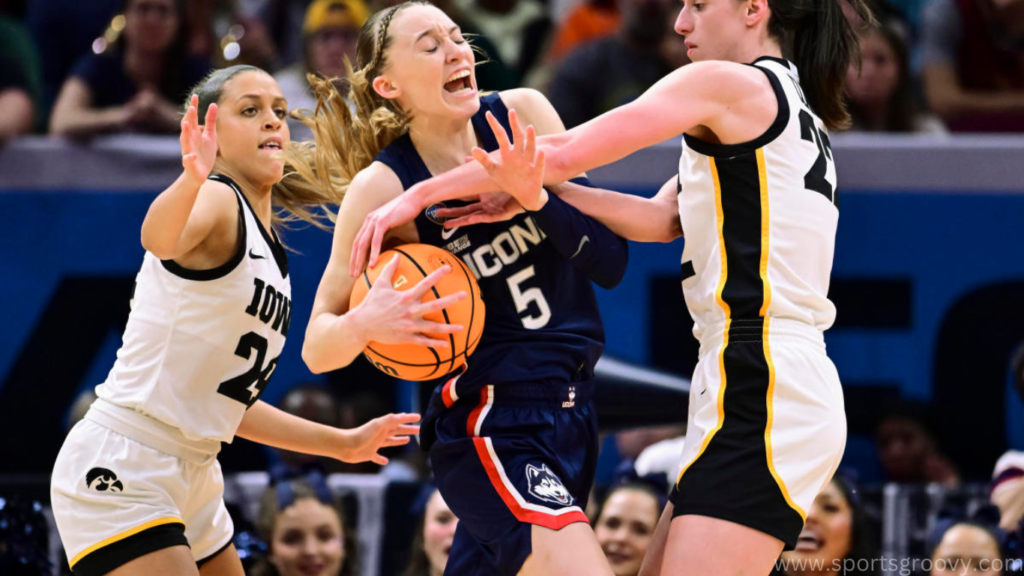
[140,96,232,260]
[350,62,742,270]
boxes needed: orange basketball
[349,244,485,381]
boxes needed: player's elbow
[140,227,178,261]
[302,343,329,375]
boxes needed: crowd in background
[4,0,1024,146]
[4,0,1024,574]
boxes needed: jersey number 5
[799,110,836,206]
[217,332,279,407]
[507,266,552,329]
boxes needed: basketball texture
[349,244,485,381]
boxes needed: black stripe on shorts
[72,523,188,576]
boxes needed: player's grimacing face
[423,490,458,575]
[269,498,346,576]
[214,71,290,186]
[674,0,751,62]
[376,5,480,120]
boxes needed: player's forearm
[554,182,681,243]
[140,171,205,258]
[236,400,349,458]
[301,308,370,374]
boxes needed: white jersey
[96,174,292,444]
[677,57,838,342]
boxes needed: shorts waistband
[698,317,825,359]
[85,399,220,464]
[443,376,594,409]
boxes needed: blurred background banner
[3,134,1024,483]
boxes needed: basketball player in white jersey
[50,65,463,576]
[349,1,876,574]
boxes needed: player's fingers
[411,292,467,316]
[349,223,370,277]
[407,265,451,300]
[368,222,386,269]
[535,149,546,175]
[445,212,497,227]
[411,335,451,348]
[204,104,218,140]
[394,424,421,435]
[372,254,400,287]
[486,111,511,150]
[472,147,497,173]
[509,109,525,150]
[412,320,464,334]
[382,436,412,448]
[180,120,191,152]
[371,453,389,465]
[433,204,480,219]
[525,124,537,160]
[388,413,422,425]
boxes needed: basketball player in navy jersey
[352,1,875,575]
[50,65,432,576]
[296,3,628,575]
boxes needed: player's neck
[408,113,479,176]
[215,166,274,230]
[733,35,783,65]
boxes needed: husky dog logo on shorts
[525,463,573,506]
[85,467,124,492]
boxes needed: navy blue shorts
[421,375,599,576]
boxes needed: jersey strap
[682,57,791,158]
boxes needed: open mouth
[794,529,823,553]
[258,141,282,150]
[444,70,474,94]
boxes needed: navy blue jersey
[374,94,620,391]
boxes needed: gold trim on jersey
[677,157,730,485]
[757,147,807,521]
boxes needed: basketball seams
[392,247,458,375]
[365,330,482,368]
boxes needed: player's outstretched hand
[337,413,421,465]
[433,192,525,228]
[349,194,424,276]
[180,94,218,185]
[472,109,547,211]
[353,255,466,347]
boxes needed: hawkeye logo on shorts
[85,468,124,492]
[525,464,573,506]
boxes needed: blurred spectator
[546,0,620,63]
[0,16,40,142]
[845,22,946,133]
[990,345,1024,532]
[875,399,960,487]
[49,0,212,137]
[929,522,1005,576]
[920,0,1024,132]
[401,486,458,576]
[253,474,356,576]
[547,0,679,128]
[593,482,662,576]
[774,475,880,576]
[276,0,369,141]
[453,0,551,85]
[273,385,343,474]
[27,0,122,122]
